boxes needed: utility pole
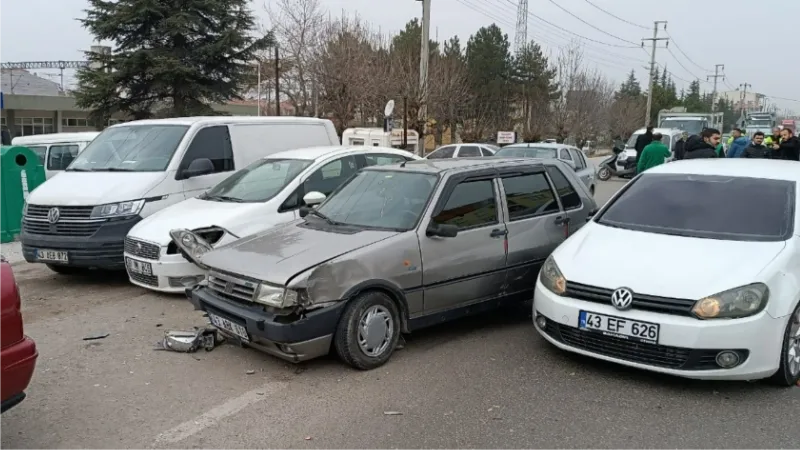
[417,0,431,156]
[706,64,724,112]
[274,46,281,116]
[256,61,262,116]
[738,82,751,121]
[642,21,668,127]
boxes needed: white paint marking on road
[154,382,287,444]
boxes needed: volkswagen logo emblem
[610,287,634,311]
[224,281,235,294]
[47,207,60,224]
[136,242,143,252]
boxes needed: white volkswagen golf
[534,159,800,386]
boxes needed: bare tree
[609,96,646,139]
[428,41,470,144]
[264,0,325,116]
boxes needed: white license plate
[36,249,68,263]
[209,313,249,342]
[125,257,153,276]
[579,310,659,344]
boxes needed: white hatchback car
[124,146,420,293]
[534,159,800,386]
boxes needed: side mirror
[181,158,214,179]
[302,191,326,206]
[426,223,459,238]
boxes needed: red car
[1,255,37,413]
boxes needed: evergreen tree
[616,70,642,99]
[464,24,513,139]
[74,0,273,125]
[512,40,557,141]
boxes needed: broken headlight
[169,229,212,269]
[255,283,302,308]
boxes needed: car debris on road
[155,328,220,353]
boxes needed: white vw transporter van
[20,116,339,274]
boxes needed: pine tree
[74,0,273,125]
[616,70,642,99]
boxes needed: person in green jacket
[715,142,725,157]
[637,133,671,174]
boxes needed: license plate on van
[36,249,68,263]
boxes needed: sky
[1,0,798,114]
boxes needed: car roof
[108,116,331,127]
[631,127,683,135]
[264,145,418,161]
[364,156,559,174]
[499,143,574,149]
[646,159,800,183]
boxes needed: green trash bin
[1,146,47,243]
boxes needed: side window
[559,148,572,160]
[480,147,494,156]
[570,149,586,169]
[427,146,455,159]
[27,146,47,166]
[432,179,498,230]
[180,126,234,175]
[364,153,406,166]
[501,173,560,220]
[304,155,358,197]
[457,145,481,157]
[546,166,582,210]
[47,144,80,170]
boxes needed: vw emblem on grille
[224,281,235,294]
[610,287,633,311]
[136,242,143,252]
[47,207,61,224]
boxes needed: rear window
[597,173,795,241]
[495,146,557,159]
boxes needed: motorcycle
[597,145,637,181]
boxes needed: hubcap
[357,305,394,357]
[788,308,800,377]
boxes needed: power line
[663,30,712,73]
[666,47,703,82]
[543,0,639,46]
[580,0,648,29]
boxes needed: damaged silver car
[175,157,597,369]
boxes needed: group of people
[636,125,800,173]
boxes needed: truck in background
[781,119,796,134]
[745,112,777,137]
[657,107,724,135]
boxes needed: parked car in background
[425,143,496,159]
[11,132,100,179]
[495,143,596,195]
[20,116,340,275]
[124,146,421,293]
[1,256,38,413]
[616,127,682,172]
[177,157,596,369]
[534,159,800,386]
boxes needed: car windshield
[203,158,312,203]
[597,173,795,242]
[625,133,673,149]
[495,146,557,159]
[659,119,705,135]
[315,170,439,230]
[67,124,189,172]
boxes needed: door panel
[419,178,507,313]
[499,173,564,296]
[545,165,584,242]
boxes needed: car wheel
[769,302,800,387]
[334,291,401,370]
[46,264,89,275]
[597,167,611,181]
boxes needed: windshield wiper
[205,195,244,203]
[95,167,135,172]
[306,208,339,225]
[66,168,91,172]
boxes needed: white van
[11,132,100,179]
[19,116,339,274]
[341,127,420,154]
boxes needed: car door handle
[554,216,571,226]
[490,228,507,238]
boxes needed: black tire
[597,166,611,181]
[768,302,800,387]
[46,264,89,275]
[334,291,401,370]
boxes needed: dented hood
[200,220,398,285]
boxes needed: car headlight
[91,199,145,218]
[169,229,213,268]
[255,283,300,308]
[539,255,566,295]
[692,283,769,319]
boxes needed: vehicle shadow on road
[15,265,132,287]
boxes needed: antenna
[514,0,528,55]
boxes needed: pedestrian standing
[726,128,750,158]
[683,128,722,159]
[765,127,782,158]
[637,133,671,173]
[743,132,771,158]
[774,128,800,161]
[673,131,689,160]
[634,126,654,163]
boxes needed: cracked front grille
[208,270,258,302]
[124,237,161,260]
[565,281,696,317]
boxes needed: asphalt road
[2,162,798,449]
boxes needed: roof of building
[1,69,61,96]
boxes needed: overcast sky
[2,0,798,113]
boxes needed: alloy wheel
[787,308,800,377]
